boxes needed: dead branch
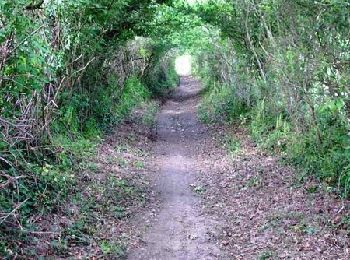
[0,198,29,225]
[0,155,14,169]
[0,172,26,190]
[71,57,96,76]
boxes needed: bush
[197,79,350,196]
[193,0,350,196]
[199,82,248,124]
[144,54,179,96]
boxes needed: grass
[142,101,160,127]
[223,136,241,156]
[258,250,276,260]
[198,82,248,124]
[191,184,206,195]
[99,240,126,257]
[116,157,129,168]
[259,210,322,237]
[49,155,147,257]
[246,175,263,188]
[134,160,145,169]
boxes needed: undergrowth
[0,75,165,258]
[198,81,247,124]
[199,83,350,197]
[144,61,179,97]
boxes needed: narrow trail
[128,77,225,259]
[127,77,350,259]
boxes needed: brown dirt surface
[127,77,228,259]
[194,123,350,259]
[128,77,350,259]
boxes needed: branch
[71,57,96,76]
[8,25,45,57]
[0,155,14,169]
[25,0,44,10]
[0,172,26,190]
[0,198,29,224]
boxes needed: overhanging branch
[25,0,44,10]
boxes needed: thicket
[194,0,350,195]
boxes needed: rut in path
[128,77,226,259]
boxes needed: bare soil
[128,77,227,259]
[127,77,350,259]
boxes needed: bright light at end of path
[185,0,208,5]
[186,0,197,4]
[175,55,192,76]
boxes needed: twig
[0,155,14,169]
[25,0,45,10]
[0,198,29,224]
[0,173,26,189]
[8,25,45,57]
[71,57,97,76]
[20,230,61,235]
[0,117,17,127]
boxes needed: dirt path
[128,77,226,259]
[127,77,350,260]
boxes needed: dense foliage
[195,0,350,195]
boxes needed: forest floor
[127,77,350,259]
[24,77,350,258]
